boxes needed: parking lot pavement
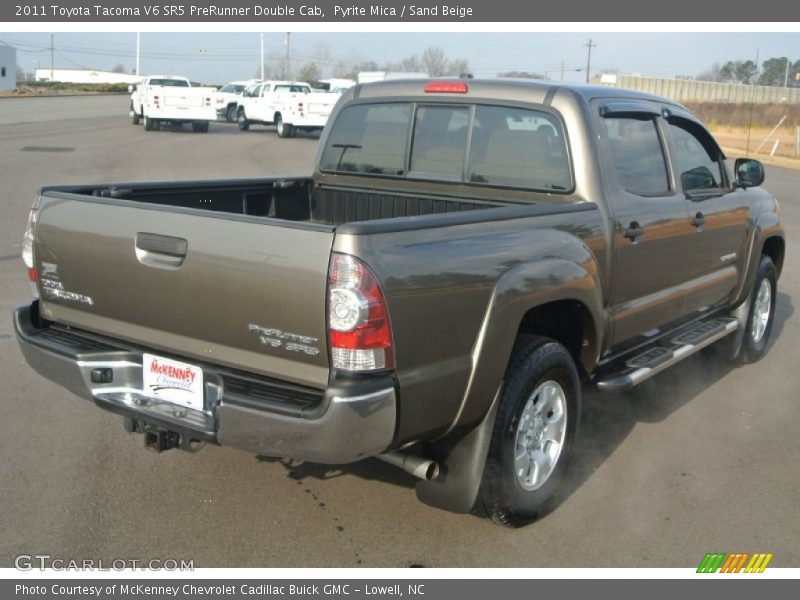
[0,97,798,568]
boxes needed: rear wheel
[276,114,293,138]
[143,115,154,131]
[474,335,580,527]
[192,121,209,133]
[237,108,250,131]
[226,105,237,122]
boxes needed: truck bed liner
[57,178,507,226]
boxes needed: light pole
[784,56,791,88]
[584,38,597,84]
[260,33,264,80]
[284,32,291,79]
[136,32,140,76]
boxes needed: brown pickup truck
[14,79,784,526]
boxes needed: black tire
[237,108,250,131]
[130,104,140,125]
[276,114,293,138]
[474,335,581,527]
[732,255,777,363]
[226,105,237,122]
[192,122,209,133]
[143,115,154,131]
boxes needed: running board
[596,319,738,393]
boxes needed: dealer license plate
[142,353,204,411]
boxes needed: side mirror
[734,158,765,189]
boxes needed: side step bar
[596,319,738,393]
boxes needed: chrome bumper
[13,303,396,464]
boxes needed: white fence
[594,74,800,104]
[34,68,142,85]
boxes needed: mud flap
[415,386,502,514]
[721,295,752,361]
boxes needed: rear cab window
[319,101,572,192]
[148,78,189,87]
[274,85,311,93]
[320,104,411,176]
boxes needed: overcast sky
[1,31,797,84]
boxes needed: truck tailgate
[33,196,334,388]
[305,92,337,116]
[164,94,203,108]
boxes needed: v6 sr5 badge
[248,323,320,356]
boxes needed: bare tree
[400,55,422,72]
[696,62,723,82]
[421,47,449,76]
[310,42,334,78]
[499,70,547,79]
[448,58,470,77]
[297,62,321,83]
[111,64,126,74]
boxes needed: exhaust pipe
[377,452,440,481]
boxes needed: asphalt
[0,96,797,568]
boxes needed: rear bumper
[13,303,396,463]
[288,115,328,129]
[146,108,215,122]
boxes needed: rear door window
[319,103,411,176]
[602,116,670,195]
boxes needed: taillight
[22,205,39,298]
[205,97,211,106]
[327,253,393,372]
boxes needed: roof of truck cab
[351,78,685,108]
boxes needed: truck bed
[55,178,507,227]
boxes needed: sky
[0,31,798,84]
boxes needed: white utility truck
[130,75,217,133]
[236,80,340,137]
[213,80,258,122]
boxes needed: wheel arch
[762,235,785,277]
[447,257,604,435]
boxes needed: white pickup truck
[236,80,340,137]
[213,80,258,122]
[129,75,217,133]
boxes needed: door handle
[135,233,188,269]
[691,212,706,231]
[623,222,645,243]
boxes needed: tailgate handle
[135,233,187,269]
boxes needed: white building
[0,44,16,90]
[357,71,429,84]
[34,68,142,85]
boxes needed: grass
[684,102,800,169]
[0,82,130,96]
